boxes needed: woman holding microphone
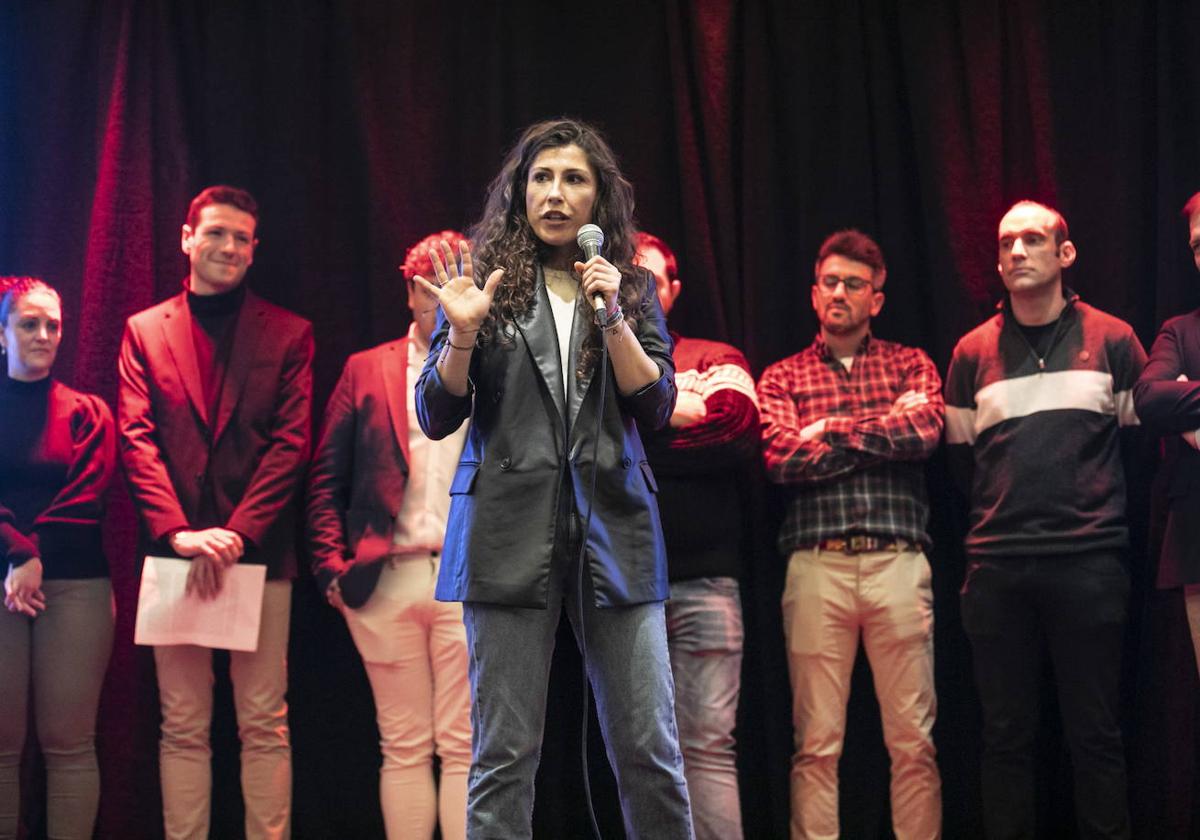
[414,119,693,839]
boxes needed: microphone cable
[572,302,617,840]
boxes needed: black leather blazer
[417,268,676,608]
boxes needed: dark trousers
[960,550,1130,840]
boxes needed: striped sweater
[944,292,1146,556]
[642,335,760,581]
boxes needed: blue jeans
[461,558,693,839]
[666,576,744,840]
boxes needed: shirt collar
[998,286,1081,317]
[811,331,872,361]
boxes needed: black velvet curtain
[3,2,1200,837]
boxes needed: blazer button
[499,457,512,470]
[493,389,503,403]
[622,456,632,468]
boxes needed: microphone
[576,224,610,325]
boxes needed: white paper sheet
[134,556,267,652]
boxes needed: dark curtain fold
[3,2,1200,837]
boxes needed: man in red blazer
[118,185,312,840]
[1134,190,1200,675]
[306,231,471,839]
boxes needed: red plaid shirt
[757,333,944,554]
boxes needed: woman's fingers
[430,247,451,287]
[412,274,442,297]
[439,240,461,281]
[575,260,619,308]
[7,591,37,617]
[459,240,474,281]
[482,268,505,296]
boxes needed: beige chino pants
[342,555,471,840]
[154,579,293,840]
[782,546,941,840]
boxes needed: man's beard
[821,309,862,336]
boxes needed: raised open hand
[413,240,504,335]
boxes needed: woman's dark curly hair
[468,118,644,382]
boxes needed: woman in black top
[0,276,116,840]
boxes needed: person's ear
[1058,240,1077,269]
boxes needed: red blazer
[117,290,313,579]
[306,338,417,608]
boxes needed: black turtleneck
[187,283,246,415]
[0,374,115,577]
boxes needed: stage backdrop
[3,1,1200,838]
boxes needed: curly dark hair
[468,118,644,382]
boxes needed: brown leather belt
[816,535,914,554]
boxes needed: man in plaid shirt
[758,229,944,840]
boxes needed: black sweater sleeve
[0,503,38,566]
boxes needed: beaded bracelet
[602,310,625,342]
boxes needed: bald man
[946,201,1145,839]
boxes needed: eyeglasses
[816,275,876,294]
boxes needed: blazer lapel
[212,290,264,445]
[160,293,208,427]
[382,338,411,470]
[567,302,595,433]
[515,268,568,425]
